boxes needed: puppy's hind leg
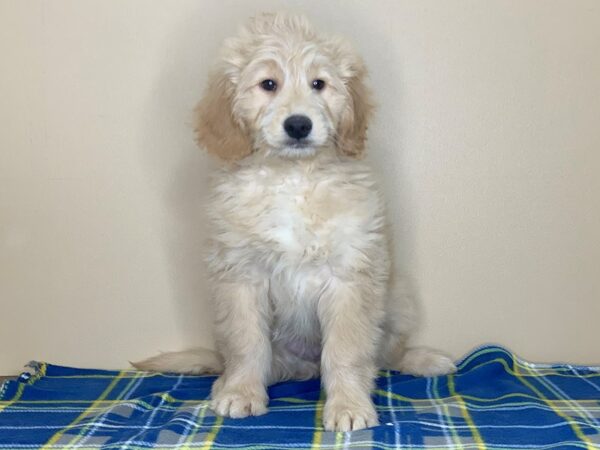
[380,277,456,377]
[403,347,457,376]
[385,341,457,377]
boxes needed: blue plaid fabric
[1,345,599,449]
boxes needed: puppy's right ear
[194,68,253,161]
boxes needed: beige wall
[1,0,599,374]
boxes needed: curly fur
[133,12,455,432]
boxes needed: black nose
[284,115,312,140]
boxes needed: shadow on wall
[137,5,233,348]
[136,1,423,347]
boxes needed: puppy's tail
[131,348,223,375]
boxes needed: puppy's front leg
[319,277,383,431]
[210,279,271,418]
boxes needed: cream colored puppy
[134,13,456,432]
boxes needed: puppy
[134,13,456,432]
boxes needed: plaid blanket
[1,345,599,449]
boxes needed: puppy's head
[195,13,373,161]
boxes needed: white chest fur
[209,157,383,270]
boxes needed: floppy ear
[335,60,374,158]
[194,68,253,161]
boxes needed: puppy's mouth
[285,139,312,149]
[275,139,319,159]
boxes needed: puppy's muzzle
[284,115,312,140]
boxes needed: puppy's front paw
[399,347,457,377]
[323,399,379,432]
[210,385,268,419]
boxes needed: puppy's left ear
[335,48,374,158]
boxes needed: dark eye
[312,79,325,90]
[260,79,277,91]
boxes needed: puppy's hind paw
[398,347,457,377]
